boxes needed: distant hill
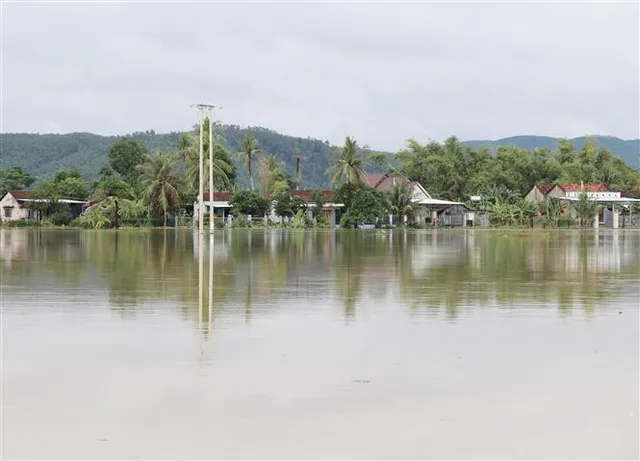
[463,136,639,168]
[1,129,638,188]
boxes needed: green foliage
[49,206,74,226]
[0,167,35,196]
[1,219,41,228]
[388,181,414,224]
[335,183,388,228]
[91,173,136,202]
[136,152,182,225]
[33,167,90,201]
[273,191,307,219]
[239,132,260,191]
[178,124,235,201]
[572,192,600,227]
[258,153,288,197]
[229,190,270,217]
[539,198,563,227]
[311,190,325,218]
[328,136,367,185]
[107,139,148,186]
[231,213,251,228]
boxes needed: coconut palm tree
[178,133,232,194]
[328,136,366,185]
[239,132,260,191]
[137,152,182,226]
[389,180,413,225]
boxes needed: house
[436,204,476,227]
[524,184,555,203]
[547,183,620,200]
[364,173,465,225]
[0,190,88,223]
[1,190,40,221]
[524,183,640,228]
[193,190,344,227]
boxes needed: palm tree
[178,134,232,194]
[239,132,259,191]
[389,180,413,225]
[328,136,366,185]
[136,152,182,226]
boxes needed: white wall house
[1,190,39,222]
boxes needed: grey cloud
[2,1,638,152]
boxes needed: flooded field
[1,228,638,459]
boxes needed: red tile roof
[203,191,232,201]
[203,190,335,203]
[292,190,334,202]
[557,183,611,193]
[536,184,554,195]
[5,190,32,200]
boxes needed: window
[3,207,13,218]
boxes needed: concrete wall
[0,194,35,222]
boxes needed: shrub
[231,213,251,228]
[3,219,41,228]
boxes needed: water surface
[2,229,638,459]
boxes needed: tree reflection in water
[1,228,638,331]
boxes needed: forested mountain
[463,136,639,168]
[1,128,638,189]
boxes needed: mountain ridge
[1,129,638,189]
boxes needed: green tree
[514,199,539,227]
[239,132,260,191]
[258,153,288,197]
[273,192,307,220]
[229,190,270,217]
[32,168,90,201]
[388,180,413,225]
[573,192,600,227]
[136,152,182,226]
[334,183,388,228]
[328,136,366,185]
[178,129,235,201]
[107,139,148,188]
[0,167,35,196]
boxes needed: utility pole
[191,103,216,235]
[296,153,301,191]
[208,108,214,232]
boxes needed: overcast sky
[2,1,639,151]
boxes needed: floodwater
[1,228,638,460]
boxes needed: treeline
[2,126,639,229]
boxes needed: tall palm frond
[388,180,414,224]
[327,136,366,186]
[239,132,260,191]
[136,152,182,226]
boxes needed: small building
[523,183,640,228]
[436,204,476,227]
[524,184,555,203]
[364,173,464,226]
[1,190,87,222]
[1,190,39,222]
[193,190,344,227]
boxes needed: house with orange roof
[364,173,468,226]
[524,183,640,228]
